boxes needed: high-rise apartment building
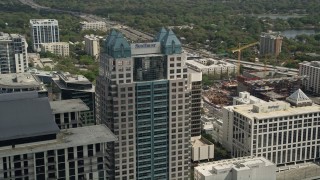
[96,28,191,180]
[0,32,28,74]
[30,19,59,52]
[260,31,283,57]
[189,69,202,136]
[41,42,69,56]
[299,61,320,95]
[0,92,116,180]
[84,35,100,60]
[222,89,320,165]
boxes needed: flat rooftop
[191,136,213,147]
[0,125,117,157]
[232,101,320,120]
[186,59,236,69]
[50,99,89,114]
[0,73,43,88]
[0,92,59,141]
[195,156,275,176]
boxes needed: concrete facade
[84,35,100,60]
[299,61,320,95]
[80,21,107,31]
[223,90,320,166]
[191,136,214,162]
[186,58,237,76]
[41,42,69,56]
[194,156,276,180]
[0,32,28,73]
[260,31,283,57]
[30,19,59,52]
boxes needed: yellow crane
[231,42,259,75]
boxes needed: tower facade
[0,32,28,74]
[96,28,190,180]
[30,19,59,52]
[260,31,283,57]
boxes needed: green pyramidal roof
[163,29,181,46]
[155,27,167,42]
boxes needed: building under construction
[237,75,308,101]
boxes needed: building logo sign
[135,43,157,49]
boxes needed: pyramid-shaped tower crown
[160,29,182,55]
[104,29,131,58]
[155,27,167,42]
[286,89,312,106]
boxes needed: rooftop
[300,61,320,68]
[0,73,44,88]
[231,101,320,120]
[0,32,25,41]
[186,58,236,70]
[0,125,117,156]
[286,89,312,105]
[195,156,275,176]
[191,136,213,147]
[50,99,89,114]
[30,19,58,25]
[0,92,59,142]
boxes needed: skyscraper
[30,19,59,52]
[96,28,190,180]
[260,31,283,57]
[0,32,28,74]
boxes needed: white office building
[84,35,100,60]
[30,19,59,52]
[41,42,69,56]
[222,89,320,165]
[299,61,320,95]
[233,91,266,105]
[80,21,107,31]
[186,58,237,76]
[194,156,276,180]
[0,32,28,73]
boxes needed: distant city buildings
[30,19,59,52]
[233,91,266,105]
[41,42,69,56]
[0,92,116,180]
[0,32,28,73]
[223,89,320,165]
[84,34,100,60]
[96,28,192,180]
[299,61,320,95]
[260,31,283,57]
[80,21,107,31]
[186,58,237,76]
[194,156,276,180]
[0,72,47,96]
[52,72,95,125]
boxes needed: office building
[80,21,107,31]
[30,19,59,52]
[0,32,28,73]
[194,156,276,180]
[96,28,191,180]
[41,42,69,56]
[52,72,95,125]
[84,34,100,60]
[222,89,320,165]
[0,72,47,96]
[186,58,237,76]
[299,61,320,95]
[50,99,90,129]
[189,69,202,136]
[0,92,117,180]
[260,31,283,57]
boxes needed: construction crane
[231,42,259,75]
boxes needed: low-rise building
[223,89,320,166]
[50,99,90,129]
[0,92,117,180]
[0,72,47,96]
[299,61,320,95]
[52,72,95,124]
[80,21,107,31]
[41,42,69,56]
[186,58,237,76]
[191,136,214,162]
[84,34,100,60]
[201,116,223,144]
[194,156,276,180]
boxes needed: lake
[281,29,318,38]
